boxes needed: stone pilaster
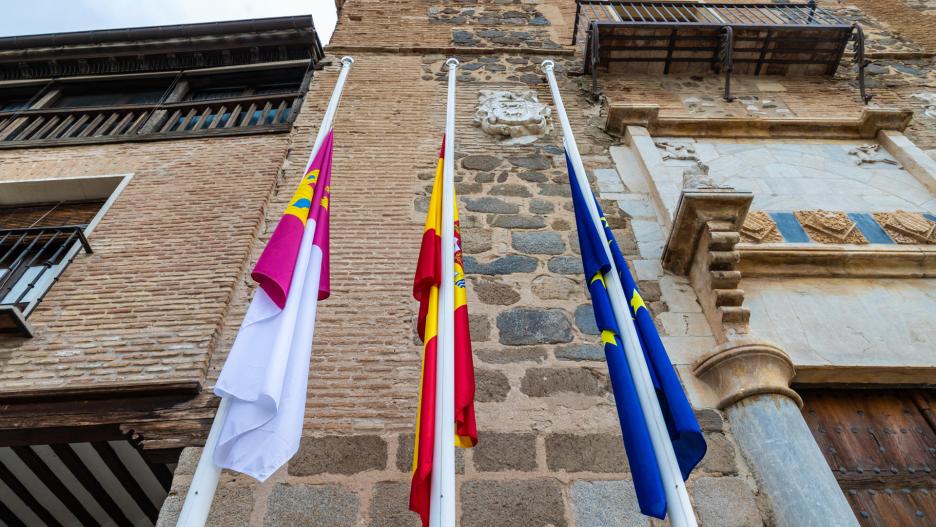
[693,341,859,527]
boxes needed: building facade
[1,0,936,526]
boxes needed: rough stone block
[460,479,566,527]
[463,254,538,275]
[490,215,546,229]
[538,182,571,197]
[689,477,763,527]
[490,183,532,197]
[470,277,520,305]
[512,231,566,255]
[521,367,608,397]
[497,308,573,345]
[476,367,511,402]
[699,433,738,475]
[547,256,583,275]
[519,172,549,183]
[461,155,503,171]
[570,480,645,527]
[471,432,537,472]
[396,433,465,474]
[462,228,493,254]
[368,481,421,527]
[507,155,551,170]
[574,304,600,335]
[263,484,359,527]
[463,197,520,214]
[174,446,201,476]
[531,274,579,300]
[475,345,547,364]
[469,313,491,342]
[545,433,628,472]
[157,483,255,527]
[289,436,387,476]
[555,343,605,361]
[528,198,554,213]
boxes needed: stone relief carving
[654,140,727,190]
[911,92,936,119]
[739,211,783,243]
[873,210,936,244]
[655,141,698,161]
[473,90,552,145]
[795,210,867,244]
[848,144,901,167]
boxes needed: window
[0,65,309,145]
[0,175,129,336]
[184,66,305,101]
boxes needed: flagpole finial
[341,56,354,66]
[445,57,459,69]
[540,60,556,72]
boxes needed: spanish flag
[410,137,477,525]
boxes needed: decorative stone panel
[795,210,868,244]
[473,90,552,145]
[740,211,783,243]
[873,211,936,244]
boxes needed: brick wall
[0,134,290,392]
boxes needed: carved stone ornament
[473,90,552,145]
[795,210,867,244]
[740,211,783,243]
[655,141,726,190]
[911,92,936,119]
[848,143,901,167]
[693,340,801,410]
[655,140,698,161]
[873,210,936,244]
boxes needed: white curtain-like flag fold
[212,131,334,482]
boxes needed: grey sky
[0,0,338,44]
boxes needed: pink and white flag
[212,131,333,481]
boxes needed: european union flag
[567,152,706,519]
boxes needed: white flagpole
[430,57,459,527]
[541,60,698,527]
[176,56,355,527]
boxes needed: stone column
[693,340,858,527]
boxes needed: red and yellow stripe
[410,138,477,526]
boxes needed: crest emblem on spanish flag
[410,138,478,525]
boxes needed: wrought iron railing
[573,0,871,103]
[0,92,300,145]
[0,225,92,320]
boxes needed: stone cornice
[737,243,936,278]
[605,105,913,139]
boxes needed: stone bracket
[663,191,753,342]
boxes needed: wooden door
[801,389,936,526]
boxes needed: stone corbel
[661,190,753,343]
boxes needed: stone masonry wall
[158,0,778,524]
[159,0,934,524]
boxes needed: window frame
[0,174,132,336]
